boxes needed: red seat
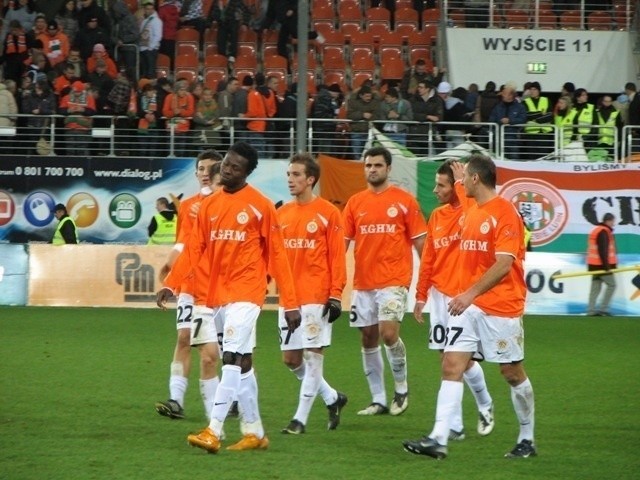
[338,2,363,29]
[536,9,557,29]
[366,7,391,26]
[588,10,613,30]
[560,10,583,30]
[409,47,432,69]
[448,9,465,27]
[174,68,198,85]
[323,71,347,92]
[323,50,347,72]
[204,69,225,91]
[204,53,228,68]
[505,9,530,29]
[293,70,317,95]
[421,24,438,45]
[352,71,374,90]
[395,7,420,30]
[421,8,441,24]
[156,53,171,79]
[379,53,404,81]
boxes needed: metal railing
[0,113,630,162]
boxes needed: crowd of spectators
[0,1,636,159]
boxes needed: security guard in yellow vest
[147,197,177,245]
[595,95,623,155]
[554,96,578,147]
[522,82,553,160]
[586,213,617,316]
[573,88,596,149]
[51,203,78,244]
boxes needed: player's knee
[500,362,526,385]
[177,330,191,348]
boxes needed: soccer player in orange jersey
[403,154,536,459]
[277,153,348,435]
[155,150,222,420]
[343,146,427,416]
[413,160,494,441]
[158,142,301,453]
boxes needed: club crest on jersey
[480,221,490,234]
[237,211,249,224]
[307,221,318,233]
[387,206,398,218]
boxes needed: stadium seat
[421,24,438,45]
[174,68,198,85]
[407,30,432,49]
[204,68,225,91]
[233,52,258,71]
[175,28,200,58]
[448,9,465,27]
[176,42,198,57]
[156,53,171,79]
[587,10,613,31]
[613,3,632,30]
[536,9,557,29]
[323,71,347,92]
[237,44,257,61]
[312,2,336,26]
[560,10,583,30]
[292,51,318,71]
[237,26,258,49]
[505,9,530,29]
[409,47,432,69]
[394,23,415,41]
[293,70,317,95]
[395,7,420,30]
[352,71,374,90]
[338,1,363,29]
[349,30,375,60]
[340,23,362,42]
[202,0,214,17]
[379,53,405,81]
[368,23,390,39]
[323,50,347,73]
[204,53,228,68]
[366,7,391,26]
[421,8,441,25]
[263,55,288,79]
[317,30,346,60]
[204,26,218,55]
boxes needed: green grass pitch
[1,307,639,480]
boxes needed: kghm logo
[115,252,156,302]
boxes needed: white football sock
[384,338,408,394]
[429,380,464,445]
[511,377,535,443]
[293,352,323,425]
[290,363,305,381]
[209,364,241,436]
[463,361,493,411]
[362,346,386,406]
[238,368,264,438]
[199,376,219,420]
[169,367,188,408]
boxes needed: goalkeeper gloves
[322,298,342,323]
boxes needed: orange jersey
[179,184,298,309]
[416,181,475,301]
[277,196,347,305]
[457,195,526,317]
[164,192,211,302]
[416,203,464,301]
[343,185,427,290]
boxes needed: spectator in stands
[274,81,299,156]
[573,88,596,151]
[613,92,629,126]
[25,51,51,85]
[54,62,79,97]
[522,81,553,160]
[107,67,134,155]
[55,1,79,46]
[77,0,112,37]
[243,74,269,157]
[437,81,473,152]
[216,76,239,149]
[311,83,342,156]
[554,95,577,150]
[400,59,443,100]
[465,83,479,112]
[179,0,207,48]
[465,0,490,28]
[0,79,18,150]
[625,82,640,127]
[193,86,222,152]
[162,78,195,157]
[257,73,280,158]
[21,78,56,155]
[594,94,623,161]
[347,84,381,159]
[561,81,575,99]
[232,74,252,141]
[31,12,46,38]
[0,0,37,57]
[59,80,96,156]
[378,86,413,147]
[263,0,325,59]
[2,20,31,83]
[211,0,251,63]
[489,82,527,160]
[138,0,163,80]
[110,0,140,81]
[136,80,161,157]
[408,80,443,157]
[39,20,70,69]
[87,43,118,78]
[155,77,173,137]
[158,0,180,70]
[76,16,112,61]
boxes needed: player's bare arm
[448,254,514,316]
